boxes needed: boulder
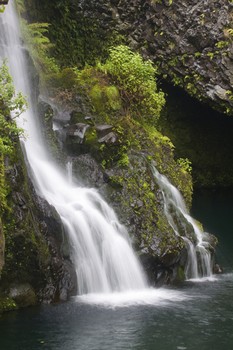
[98,131,117,144]
[66,123,90,143]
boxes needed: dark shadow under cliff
[160,82,233,189]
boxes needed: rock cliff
[77,0,233,114]
[0,145,76,312]
[0,0,223,311]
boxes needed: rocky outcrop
[69,151,187,285]
[0,146,76,312]
[47,96,218,285]
[79,0,233,114]
[8,283,37,308]
[4,0,220,295]
[28,0,233,113]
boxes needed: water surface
[0,274,233,350]
[1,190,233,350]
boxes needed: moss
[60,50,194,270]
[0,155,7,216]
[0,140,51,297]
[176,266,186,282]
[106,153,186,260]
[9,5,195,280]
[38,103,63,162]
[2,221,48,287]
[0,296,17,313]
[22,0,125,68]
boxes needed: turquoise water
[192,188,233,270]
[0,189,233,350]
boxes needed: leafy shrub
[99,45,165,123]
[0,63,26,213]
[177,158,192,174]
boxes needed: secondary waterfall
[66,159,73,185]
[0,1,147,294]
[151,165,213,279]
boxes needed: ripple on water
[74,288,193,309]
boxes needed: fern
[21,20,59,75]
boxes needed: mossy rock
[8,283,37,308]
[0,296,17,314]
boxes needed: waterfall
[151,165,213,279]
[66,159,73,185]
[0,1,147,294]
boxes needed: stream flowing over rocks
[0,0,225,311]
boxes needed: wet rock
[212,85,229,101]
[72,154,104,188]
[66,123,90,143]
[95,124,113,133]
[75,0,233,114]
[9,283,37,308]
[214,263,223,274]
[98,131,117,144]
[1,149,76,306]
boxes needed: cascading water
[66,159,73,185]
[0,1,147,295]
[0,1,214,308]
[151,165,213,279]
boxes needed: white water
[75,288,192,308]
[0,1,147,295]
[151,165,213,279]
[0,2,214,307]
[66,160,73,185]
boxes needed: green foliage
[0,63,26,214]
[0,63,25,157]
[225,28,233,36]
[20,20,59,78]
[76,67,122,117]
[45,67,77,92]
[105,86,122,111]
[0,296,17,313]
[99,45,165,123]
[0,5,5,13]
[117,153,129,167]
[177,158,192,174]
[89,84,122,114]
[215,41,229,49]
[22,0,125,68]
[0,157,7,214]
[206,52,214,60]
[15,0,25,14]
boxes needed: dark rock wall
[0,143,76,312]
[56,0,233,114]
[23,0,233,188]
[0,0,222,304]
[26,0,233,113]
[93,0,233,114]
